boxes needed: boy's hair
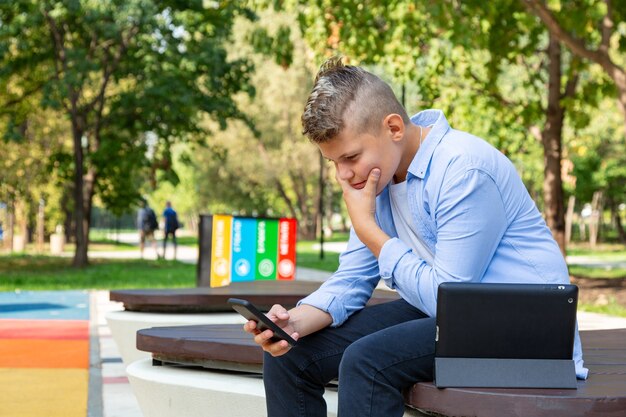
[302,56,410,143]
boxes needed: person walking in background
[162,201,179,260]
[137,200,159,259]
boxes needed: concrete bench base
[106,311,245,364]
[127,358,426,417]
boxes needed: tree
[0,1,255,266]
[438,1,588,253]
[521,0,626,140]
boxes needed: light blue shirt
[299,109,587,379]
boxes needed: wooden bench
[107,281,400,364]
[135,325,626,417]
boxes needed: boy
[244,57,587,417]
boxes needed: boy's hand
[337,168,390,257]
[243,304,299,357]
[337,168,381,234]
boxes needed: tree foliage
[0,108,69,239]
[291,0,620,250]
[521,0,626,134]
[188,10,329,239]
[0,0,255,265]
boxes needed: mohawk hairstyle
[301,56,409,143]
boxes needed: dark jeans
[263,299,436,417]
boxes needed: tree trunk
[579,212,586,241]
[608,197,626,243]
[37,200,45,252]
[565,195,575,245]
[5,199,14,251]
[17,199,29,247]
[71,122,89,267]
[61,185,74,243]
[542,35,566,256]
[589,191,603,248]
[615,206,626,243]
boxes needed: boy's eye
[345,154,357,161]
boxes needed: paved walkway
[0,291,91,417]
[566,255,626,269]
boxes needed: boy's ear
[383,114,405,142]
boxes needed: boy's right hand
[243,304,299,357]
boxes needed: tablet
[436,282,578,359]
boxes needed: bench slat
[112,281,400,312]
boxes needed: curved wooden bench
[111,281,399,312]
[108,282,400,364]
[137,325,626,417]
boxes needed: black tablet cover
[435,282,578,360]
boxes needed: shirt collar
[407,109,450,179]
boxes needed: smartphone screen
[227,298,297,346]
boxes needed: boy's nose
[336,163,354,181]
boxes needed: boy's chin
[375,181,390,196]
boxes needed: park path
[0,291,91,417]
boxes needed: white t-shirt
[388,180,434,265]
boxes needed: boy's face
[318,116,402,195]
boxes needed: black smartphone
[227,298,297,347]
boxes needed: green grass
[568,265,626,279]
[0,254,195,291]
[579,299,626,318]
[567,242,626,259]
[566,241,626,279]
[0,244,336,291]
[0,235,339,292]
[294,232,348,272]
[175,236,198,247]
[89,229,136,239]
[296,241,340,272]
[323,232,350,242]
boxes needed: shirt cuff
[378,237,412,288]
[297,292,347,327]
